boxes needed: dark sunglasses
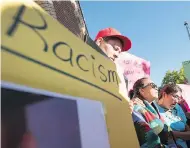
[142,83,158,90]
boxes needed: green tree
[161,67,187,86]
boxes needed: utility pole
[184,21,190,41]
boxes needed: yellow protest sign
[1,0,139,147]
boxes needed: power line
[184,21,190,41]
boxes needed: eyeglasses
[142,83,158,90]
[170,94,181,101]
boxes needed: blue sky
[80,1,190,86]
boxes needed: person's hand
[20,132,37,148]
[131,97,145,107]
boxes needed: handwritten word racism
[5,5,119,85]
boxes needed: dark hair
[103,36,124,48]
[132,77,148,98]
[128,90,134,100]
[159,83,182,99]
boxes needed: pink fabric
[116,52,151,91]
[177,84,190,111]
[183,101,190,112]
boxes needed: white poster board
[178,84,190,107]
[116,52,151,92]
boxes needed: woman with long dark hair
[131,78,177,148]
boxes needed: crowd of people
[93,27,190,148]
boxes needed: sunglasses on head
[142,83,158,90]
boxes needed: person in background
[158,84,190,148]
[131,77,177,148]
[94,28,153,134]
[95,27,131,62]
[94,27,132,100]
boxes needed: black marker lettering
[53,42,73,66]
[108,70,118,85]
[76,54,89,72]
[98,65,107,82]
[7,5,48,52]
[91,55,96,77]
